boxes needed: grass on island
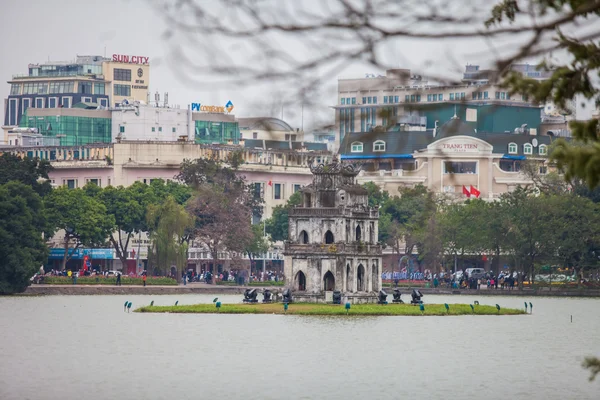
[135,302,526,316]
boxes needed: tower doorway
[323,271,335,291]
[357,264,365,291]
[295,271,306,291]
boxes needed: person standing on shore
[143,272,147,287]
[116,271,122,286]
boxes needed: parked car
[466,268,486,280]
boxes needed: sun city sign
[112,54,149,65]
[191,100,235,114]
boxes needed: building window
[22,98,31,113]
[82,97,92,103]
[523,143,533,155]
[86,178,101,187]
[99,98,108,107]
[508,142,518,154]
[64,179,77,189]
[79,82,92,94]
[372,97,377,104]
[35,98,44,108]
[49,82,74,94]
[172,127,176,133]
[284,134,290,141]
[439,94,443,101]
[538,144,547,155]
[114,68,132,81]
[61,97,72,108]
[48,97,58,108]
[253,182,264,199]
[539,165,548,174]
[410,95,415,102]
[274,183,282,200]
[362,97,366,104]
[8,99,18,125]
[427,94,432,102]
[351,141,363,152]
[484,91,489,99]
[10,84,21,95]
[120,125,125,133]
[495,92,500,99]
[367,97,372,104]
[373,140,385,152]
[94,83,105,95]
[500,160,521,172]
[405,95,409,102]
[253,132,258,139]
[114,84,131,96]
[443,161,477,174]
[158,127,162,132]
[151,127,155,132]
[450,93,454,100]
[293,184,302,193]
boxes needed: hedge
[38,276,178,286]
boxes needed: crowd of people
[181,269,283,285]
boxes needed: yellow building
[102,53,150,107]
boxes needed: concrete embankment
[23,284,600,297]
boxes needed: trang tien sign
[441,143,479,153]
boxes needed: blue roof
[341,154,413,160]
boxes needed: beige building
[340,118,552,199]
[238,117,304,142]
[102,54,150,107]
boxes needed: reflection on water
[0,294,598,400]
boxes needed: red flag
[268,180,273,187]
[132,248,136,258]
[470,185,481,198]
[462,185,471,197]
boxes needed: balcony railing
[289,207,379,218]
[284,242,382,255]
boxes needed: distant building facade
[3,53,151,127]
[339,117,552,199]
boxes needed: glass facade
[20,110,112,146]
[194,120,240,144]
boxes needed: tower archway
[357,264,365,291]
[299,230,309,244]
[295,271,306,291]
[323,271,335,291]
[356,225,362,241]
[346,264,352,291]
[325,230,334,244]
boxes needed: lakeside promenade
[24,283,600,297]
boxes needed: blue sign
[191,103,201,111]
[47,248,114,260]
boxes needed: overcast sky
[1,0,592,131]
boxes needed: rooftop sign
[191,100,234,114]
[112,54,149,65]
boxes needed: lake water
[0,294,598,400]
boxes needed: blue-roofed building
[339,116,555,200]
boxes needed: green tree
[265,191,302,242]
[45,187,115,270]
[0,153,53,197]
[244,222,270,272]
[146,196,193,280]
[362,182,390,209]
[0,182,48,294]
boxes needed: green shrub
[248,281,284,286]
[39,276,177,286]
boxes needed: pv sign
[191,103,201,111]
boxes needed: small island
[135,303,526,316]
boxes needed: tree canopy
[0,182,48,294]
